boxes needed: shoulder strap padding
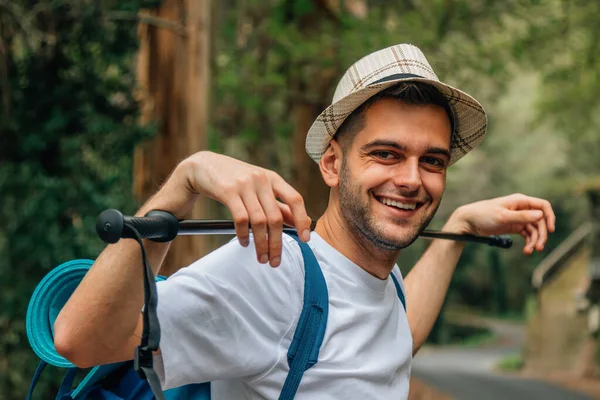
[285,233,329,370]
[390,273,406,310]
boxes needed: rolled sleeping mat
[26,259,166,396]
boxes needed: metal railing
[531,222,594,290]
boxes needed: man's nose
[392,159,422,192]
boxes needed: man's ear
[319,140,343,188]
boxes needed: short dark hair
[333,82,455,152]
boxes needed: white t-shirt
[153,232,413,399]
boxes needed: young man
[55,44,555,399]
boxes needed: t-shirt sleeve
[152,235,304,390]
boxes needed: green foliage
[2,0,599,396]
[458,329,496,348]
[496,353,524,372]
[0,1,156,397]
[209,0,599,345]
[506,1,600,180]
[426,318,495,347]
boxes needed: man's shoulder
[167,233,306,290]
[220,233,304,265]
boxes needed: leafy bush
[0,1,158,397]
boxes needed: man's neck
[314,207,400,280]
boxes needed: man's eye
[372,151,395,159]
[422,156,444,167]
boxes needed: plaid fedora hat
[305,43,487,166]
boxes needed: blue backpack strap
[390,273,406,310]
[279,233,329,400]
[57,367,79,398]
[26,360,48,400]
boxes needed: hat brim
[305,77,487,166]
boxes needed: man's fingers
[520,228,530,252]
[256,184,284,268]
[241,192,269,265]
[504,194,556,232]
[501,209,543,225]
[546,206,556,233]
[536,217,548,251]
[511,224,526,235]
[272,176,311,242]
[521,228,532,252]
[525,223,538,255]
[277,202,295,227]
[227,197,250,247]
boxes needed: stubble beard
[338,159,439,251]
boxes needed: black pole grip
[488,235,513,249]
[96,209,179,244]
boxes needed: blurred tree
[2,0,599,396]
[508,0,600,183]
[208,0,580,337]
[134,0,212,275]
[489,249,508,314]
[0,1,157,397]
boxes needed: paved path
[411,317,593,400]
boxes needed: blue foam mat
[27,259,95,368]
[26,259,166,396]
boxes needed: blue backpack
[26,233,406,399]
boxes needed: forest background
[1,0,599,398]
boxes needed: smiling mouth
[374,195,424,211]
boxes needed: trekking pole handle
[487,235,513,249]
[418,231,512,249]
[96,209,179,244]
[96,209,512,249]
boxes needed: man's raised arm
[404,193,556,354]
[53,151,311,368]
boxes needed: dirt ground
[523,372,600,399]
[409,373,600,400]
[408,377,451,400]
[409,311,600,400]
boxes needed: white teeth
[380,197,416,210]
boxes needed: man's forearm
[56,235,170,364]
[54,163,196,366]
[404,213,467,354]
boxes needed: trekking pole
[96,209,513,249]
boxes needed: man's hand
[405,193,554,354]
[446,193,556,255]
[156,152,312,267]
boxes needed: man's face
[337,98,451,250]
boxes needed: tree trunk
[135,0,211,275]
[291,100,330,219]
[577,333,599,378]
[288,0,365,218]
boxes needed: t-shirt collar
[308,231,392,294]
